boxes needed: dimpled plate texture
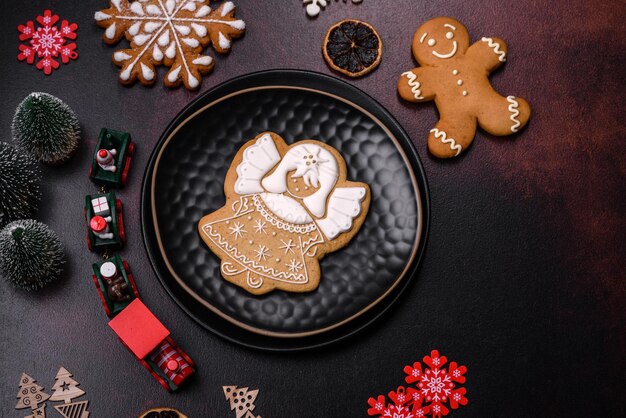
[142,70,429,350]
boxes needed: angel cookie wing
[234,133,281,195]
[316,186,368,240]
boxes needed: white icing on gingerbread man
[398,17,531,158]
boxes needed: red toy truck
[92,258,195,392]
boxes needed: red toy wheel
[139,358,153,373]
[120,142,134,187]
[140,359,171,392]
[103,301,111,317]
[116,199,126,243]
[92,275,111,317]
[121,156,132,187]
[84,207,93,251]
[123,260,141,300]
[164,337,195,368]
[155,374,172,392]
[180,351,195,369]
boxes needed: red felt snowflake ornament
[17,10,78,75]
[367,350,468,418]
[367,386,430,418]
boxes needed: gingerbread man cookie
[198,132,370,295]
[397,17,531,158]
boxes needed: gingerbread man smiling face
[398,17,531,158]
[413,18,470,65]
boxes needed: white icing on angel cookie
[199,133,370,294]
[317,187,367,239]
[232,135,365,229]
[262,144,338,218]
[259,193,313,224]
[235,133,281,195]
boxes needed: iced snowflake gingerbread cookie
[95,0,245,90]
[198,132,370,295]
[398,17,531,158]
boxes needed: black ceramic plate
[141,70,429,351]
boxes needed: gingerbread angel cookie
[397,17,531,158]
[198,132,370,295]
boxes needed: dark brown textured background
[1,1,624,417]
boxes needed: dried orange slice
[322,19,382,77]
[139,407,188,418]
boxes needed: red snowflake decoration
[367,386,430,418]
[17,10,78,75]
[367,350,468,418]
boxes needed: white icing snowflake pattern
[286,259,303,273]
[228,221,246,239]
[303,0,363,18]
[94,0,245,89]
[279,239,296,255]
[253,219,267,234]
[254,245,271,261]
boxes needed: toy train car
[91,255,140,318]
[89,128,135,188]
[107,299,196,392]
[92,258,195,391]
[85,192,125,252]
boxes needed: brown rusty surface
[0,1,624,416]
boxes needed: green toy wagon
[88,128,135,188]
[84,191,125,252]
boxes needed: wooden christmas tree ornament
[25,405,47,418]
[15,373,50,413]
[223,386,262,418]
[54,401,89,418]
[49,367,90,418]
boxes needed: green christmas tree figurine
[0,220,65,291]
[12,92,80,165]
[0,142,41,228]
